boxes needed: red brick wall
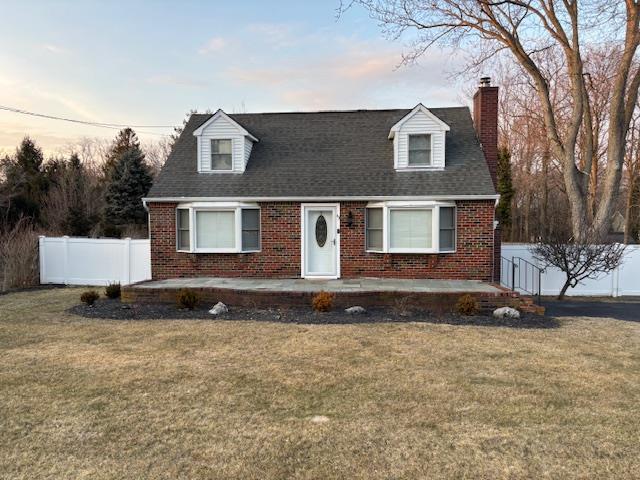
[339,201,494,281]
[148,200,495,281]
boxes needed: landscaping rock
[310,415,329,423]
[345,306,366,315]
[493,306,520,319]
[209,302,228,315]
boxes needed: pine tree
[63,154,92,236]
[0,137,49,226]
[102,128,141,181]
[102,146,153,234]
[496,146,515,238]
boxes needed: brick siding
[148,200,495,281]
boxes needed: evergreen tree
[63,154,92,236]
[102,146,152,234]
[102,128,141,181]
[496,146,515,237]
[0,137,49,226]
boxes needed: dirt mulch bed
[68,298,559,329]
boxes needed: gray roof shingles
[147,107,496,199]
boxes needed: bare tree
[624,111,640,243]
[532,231,626,299]
[344,1,640,241]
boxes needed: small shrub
[177,289,199,310]
[312,291,334,312]
[456,294,480,316]
[104,282,121,299]
[80,290,100,306]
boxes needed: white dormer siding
[244,137,253,167]
[193,109,258,173]
[389,104,450,171]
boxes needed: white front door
[302,204,339,278]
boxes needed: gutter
[142,194,501,203]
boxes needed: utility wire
[0,105,175,130]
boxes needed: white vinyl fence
[502,243,640,297]
[39,236,151,286]
[38,236,640,296]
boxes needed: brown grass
[1,288,639,479]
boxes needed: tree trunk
[558,278,573,300]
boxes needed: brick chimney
[473,77,498,188]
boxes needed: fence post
[38,236,46,284]
[63,236,70,285]
[122,238,131,285]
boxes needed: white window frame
[175,202,261,253]
[407,133,432,167]
[365,201,456,254]
[210,138,234,172]
[176,208,191,252]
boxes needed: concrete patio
[134,277,502,294]
[123,277,521,310]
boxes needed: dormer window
[211,139,232,170]
[193,109,259,173]
[388,104,450,171]
[408,134,432,166]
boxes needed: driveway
[543,298,640,321]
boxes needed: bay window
[365,202,456,253]
[365,208,383,251]
[176,203,260,253]
[176,208,190,251]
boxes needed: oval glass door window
[315,214,327,247]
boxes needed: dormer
[388,104,450,171]
[193,109,258,173]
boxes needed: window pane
[212,139,232,154]
[212,154,232,170]
[439,229,455,251]
[390,209,432,249]
[178,230,190,250]
[196,211,235,248]
[177,209,189,229]
[366,229,383,250]
[409,134,430,150]
[409,149,430,165]
[242,209,260,230]
[242,231,260,251]
[440,207,455,229]
[241,209,260,251]
[366,208,383,229]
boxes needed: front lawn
[1,288,638,479]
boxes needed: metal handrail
[500,256,543,304]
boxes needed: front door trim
[301,203,340,279]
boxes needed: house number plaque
[315,215,327,247]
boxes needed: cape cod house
[143,78,501,284]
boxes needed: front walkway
[136,277,502,294]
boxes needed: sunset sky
[0,0,470,155]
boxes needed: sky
[0,0,471,155]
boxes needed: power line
[0,105,176,130]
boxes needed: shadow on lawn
[69,299,561,329]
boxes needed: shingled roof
[146,107,497,199]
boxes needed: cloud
[198,37,227,54]
[222,42,464,110]
[42,44,68,55]
[244,23,296,48]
